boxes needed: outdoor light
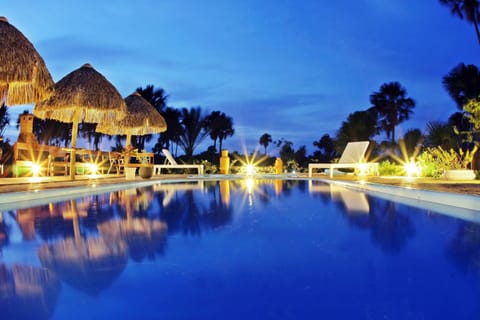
[87,163,99,176]
[245,164,256,176]
[404,159,420,178]
[30,163,42,177]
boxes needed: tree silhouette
[0,104,9,139]
[80,122,103,150]
[442,63,480,110]
[259,133,272,154]
[312,134,337,162]
[135,85,169,150]
[425,121,458,149]
[153,107,183,156]
[335,110,377,151]
[178,107,209,159]
[439,0,480,44]
[204,111,234,154]
[401,128,424,157]
[369,82,415,144]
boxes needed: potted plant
[137,152,153,179]
[420,146,478,180]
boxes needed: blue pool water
[0,179,480,319]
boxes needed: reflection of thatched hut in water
[0,263,60,320]
[38,237,128,296]
[99,218,167,261]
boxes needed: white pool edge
[312,177,480,223]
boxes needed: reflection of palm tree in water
[158,184,233,236]
[448,222,480,273]
[0,212,9,255]
[344,198,415,254]
[369,200,415,254]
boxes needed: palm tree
[0,104,9,139]
[135,85,169,150]
[79,122,103,150]
[178,107,210,159]
[259,133,272,154]
[425,121,458,149]
[401,128,424,157]
[312,134,337,162]
[439,0,480,44]
[335,110,377,151]
[154,106,183,156]
[204,111,235,153]
[136,85,168,112]
[442,63,480,110]
[369,82,416,144]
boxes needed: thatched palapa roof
[0,17,54,105]
[33,63,127,123]
[96,92,167,136]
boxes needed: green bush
[416,146,478,178]
[415,151,443,178]
[378,160,404,176]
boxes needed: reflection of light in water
[245,178,255,194]
[245,178,255,206]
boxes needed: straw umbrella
[38,237,128,296]
[96,92,167,167]
[99,187,168,261]
[33,63,127,180]
[96,91,167,149]
[0,17,54,106]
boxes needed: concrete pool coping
[309,176,480,223]
[0,173,478,215]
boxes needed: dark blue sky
[4,1,480,154]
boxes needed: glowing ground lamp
[404,158,420,178]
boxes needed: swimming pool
[0,178,479,319]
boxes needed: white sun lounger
[153,149,204,175]
[308,141,378,178]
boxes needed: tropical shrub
[377,160,404,176]
[201,160,217,174]
[416,146,478,178]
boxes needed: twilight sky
[4,0,480,154]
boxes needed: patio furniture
[154,149,204,175]
[308,141,378,178]
[107,152,124,175]
[49,148,69,176]
[12,141,51,177]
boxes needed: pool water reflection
[1,179,480,319]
